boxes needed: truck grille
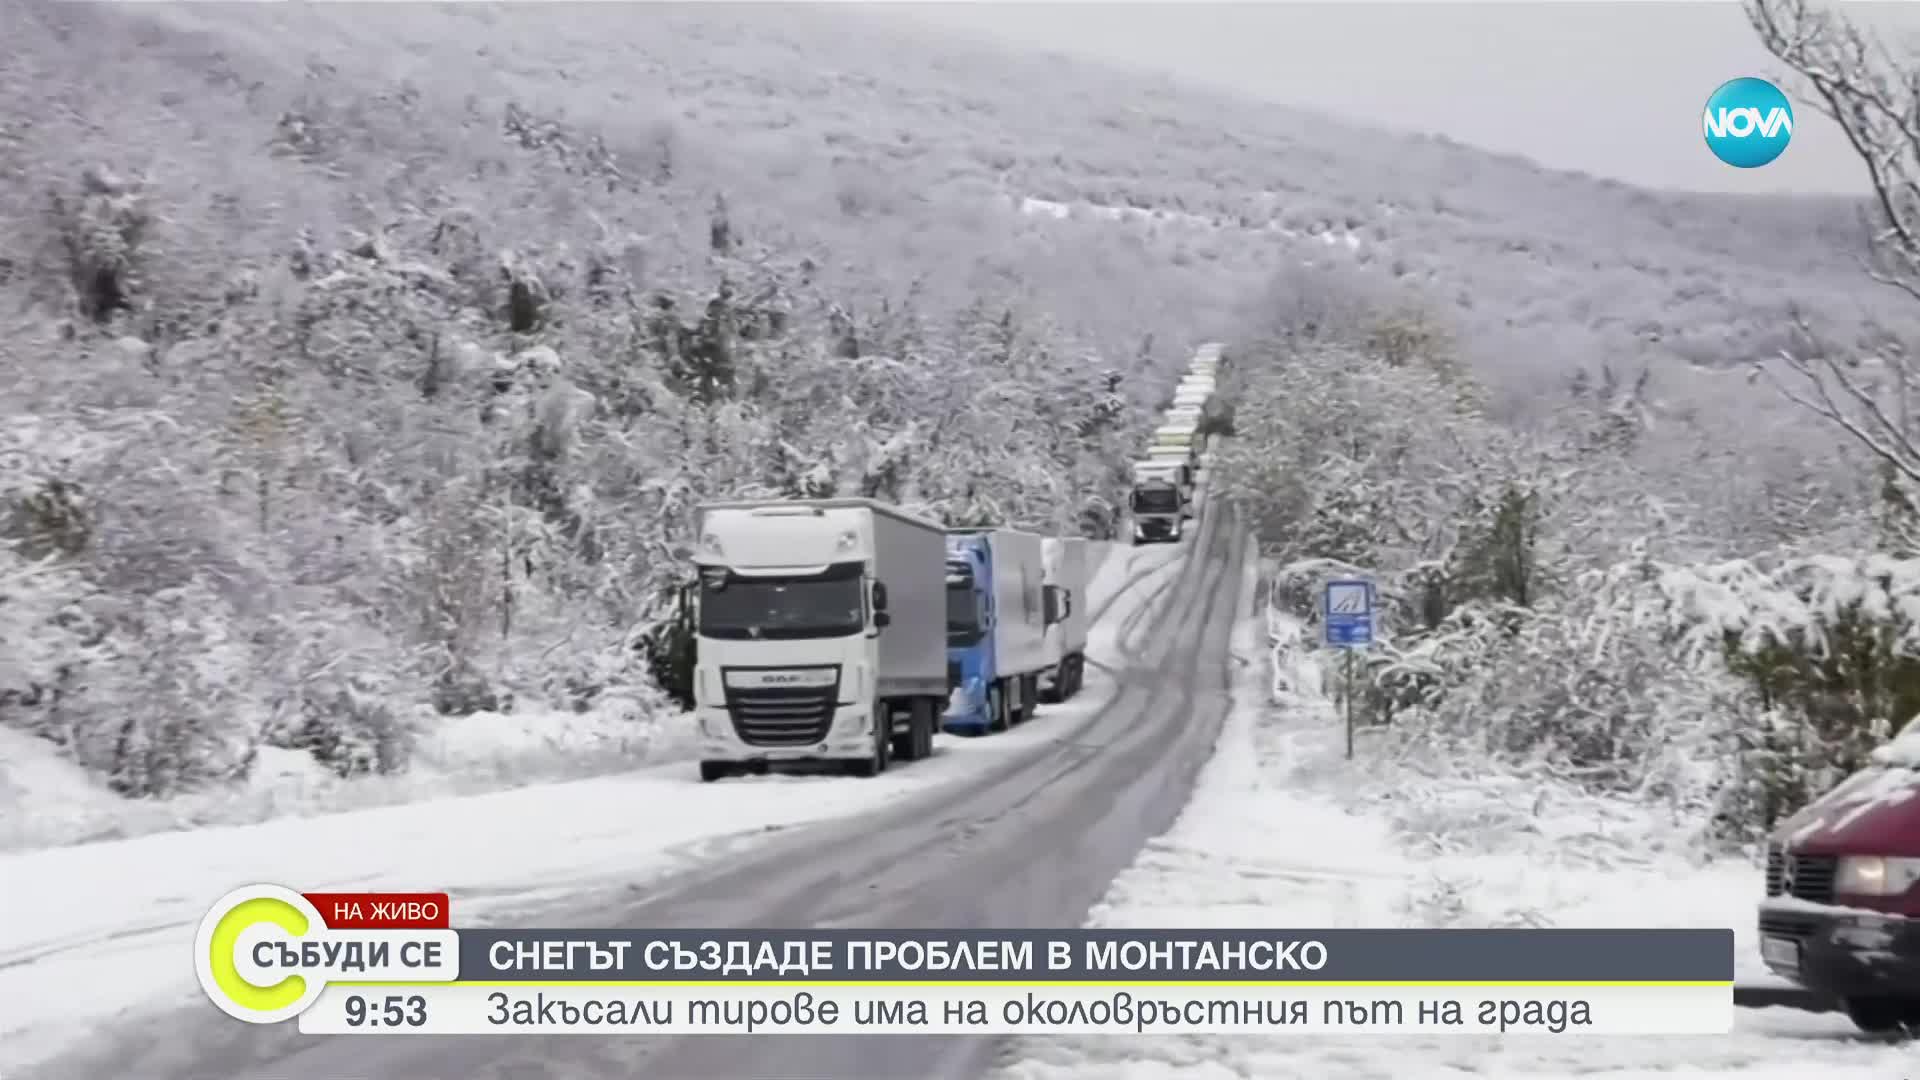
[1765,848,1838,904]
[724,681,838,747]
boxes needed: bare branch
[1744,0,1920,487]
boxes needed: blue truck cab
[943,532,997,732]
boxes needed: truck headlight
[1836,855,1920,897]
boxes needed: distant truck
[943,528,1050,733]
[1153,422,1202,460]
[1039,536,1090,702]
[1129,465,1186,544]
[688,498,947,781]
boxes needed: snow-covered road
[0,539,1187,1077]
[990,609,1914,1079]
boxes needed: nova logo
[1702,77,1793,168]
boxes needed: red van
[1756,731,1920,1033]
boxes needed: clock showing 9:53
[342,993,428,1028]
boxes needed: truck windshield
[697,561,864,640]
[1132,487,1180,513]
[946,563,985,646]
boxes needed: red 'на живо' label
[302,892,451,929]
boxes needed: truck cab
[1129,462,1186,544]
[942,529,1048,734]
[689,500,944,781]
[943,535,1002,732]
[1756,723,1920,1033]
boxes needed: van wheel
[699,761,729,783]
[1843,996,1920,1034]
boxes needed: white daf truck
[1130,460,1188,543]
[1039,536,1090,703]
[688,498,947,781]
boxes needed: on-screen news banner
[191,884,1735,1037]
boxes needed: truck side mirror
[872,582,889,611]
[874,611,891,628]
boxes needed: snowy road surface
[985,613,1916,1080]
[3,517,1229,1079]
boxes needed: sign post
[1322,578,1375,760]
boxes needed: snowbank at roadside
[992,597,1912,1079]
[0,694,687,853]
[0,540,1175,1077]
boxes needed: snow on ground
[0,695,684,853]
[992,597,1914,1079]
[0,540,1184,1076]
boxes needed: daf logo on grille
[764,673,802,683]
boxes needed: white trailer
[689,497,947,781]
[1040,537,1091,702]
[982,528,1050,683]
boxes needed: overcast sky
[879,1,1920,195]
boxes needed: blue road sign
[1324,579,1374,648]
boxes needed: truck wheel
[889,701,916,762]
[699,761,730,783]
[1039,666,1062,705]
[849,720,889,778]
[1065,656,1083,698]
[1843,996,1920,1034]
[914,697,936,759]
[988,684,1009,733]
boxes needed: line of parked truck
[1128,343,1225,545]
[683,500,1093,782]
[677,343,1229,782]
